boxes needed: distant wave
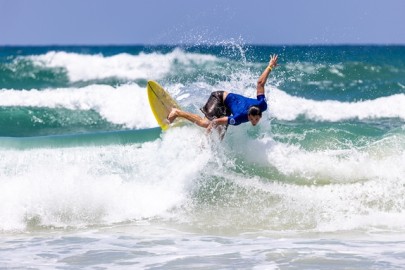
[26,49,218,82]
[269,89,405,121]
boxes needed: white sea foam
[226,133,405,232]
[0,84,157,129]
[0,127,211,231]
[268,88,405,121]
[1,79,404,233]
[0,120,403,232]
[236,135,405,183]
[26,49,218,82]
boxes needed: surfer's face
[248,114,261,126]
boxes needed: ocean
[0,44,404,269]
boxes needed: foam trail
[0,84,157,129]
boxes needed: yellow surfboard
[147,80,181,130]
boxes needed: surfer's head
[248,106,262,126]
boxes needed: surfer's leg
[168,108,209,128]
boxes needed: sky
[1,0,405,45]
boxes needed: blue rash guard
[224,93,268,125]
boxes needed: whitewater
[0,45,404,269]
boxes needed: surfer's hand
[167,108,179,123]
[268,54,278,69]
[207,120,216,133]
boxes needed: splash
[0,127,212,231]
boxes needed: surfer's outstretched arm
[257,54,278,96]
[168,108,210,128]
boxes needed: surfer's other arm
[207,116,228,132]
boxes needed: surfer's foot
[167,108,179,123]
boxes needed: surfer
[167,54,278,135]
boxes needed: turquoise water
[0,45,404,269]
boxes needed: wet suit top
[224,93,268,125]
[200,91,268,126]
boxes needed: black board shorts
[200,91,231,121]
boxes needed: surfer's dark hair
[248,106,262,117]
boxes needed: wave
[25,49,219,82]
[228,133,405,184]
[1,45,404,234]
[0,127,211,231]
[269,89,405,121]
[0,83,403,138]
[0,126,404,232]
[2,45,404,102]
[0,84,157,130]
[172,81,405,122]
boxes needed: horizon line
[1,42,405,47]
